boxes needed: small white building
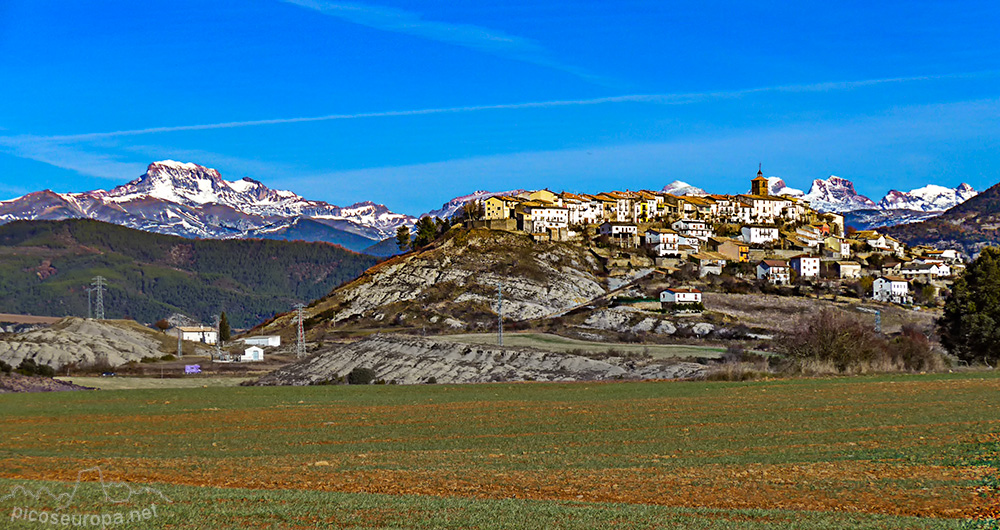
[835,261,863,279]
[741,225,780,245]
[240,346,265,362]
[790,255,821,278]
[242,335,281,347]
[757,260,791,284]
[873,276,911,304]
[660,288,702,305]
[671,219,713,241]
[172,326,218,345]
[900,262,951,279]
[645,228,680,256]
[599,221,638,246]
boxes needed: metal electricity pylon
[295,304,306,358]
[497,282,503,347]
[91,276,106,320]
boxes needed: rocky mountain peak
[661,180,707,196]
[802,175,877,212]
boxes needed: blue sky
[1,1,999,215]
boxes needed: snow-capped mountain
[877,183,977,212]
[801,176,878,213]
[0,161,416,251]
[661,181,707,196]
[766,177,804,197]
[424,189,526,220]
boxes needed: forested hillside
[0,219,377,327]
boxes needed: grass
[440,332,727,358]
[1,372,998,528]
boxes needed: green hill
[0,219,377,327]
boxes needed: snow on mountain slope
[766,177,804,197]
[802,176,877,212]
[0,161,417,250]
[877,183,977,212]
[661,181,707,196]
[424,190,527,220]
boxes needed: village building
[742,225,780,245]
[242,335,281,347]
[645,228,680,257]
[900,262,951,279]
[790,255,821,278]
[241,346,265,362]
[757,260,791,284]
[482,196,520,220]
[873,276,912,304]
[690,252,728,277]
[599,221,638,247]
[835,261,863,279]
[671,219,713,241]
[706,236,749,262]
[171,326,218,344]
[660,287,702,305]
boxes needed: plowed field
[1,372,998,528]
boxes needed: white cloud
[281,0,607,85]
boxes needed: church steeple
[751,163,768,196]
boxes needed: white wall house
[645,228,679,256]
[873,276,911,304]
[242,335,281,347]
[900,263,951,279]
[525,204,569,233]
[599,221,638,246]
[240,346,264,362]
[836,261,862,279]
[660,288,702,304]
[671,219,713,241]
[790,255,821,278]
[757,260,791,284]
[742,225,780,245]
[173,326,218,345]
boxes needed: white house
[242,335,281,347]
[835,261,863,279]
[757,260,791,284]
[645,228,679,257]
[172,326,218,345]
[671,219,713,241]
[524,203,569,233]
[660,288,702,305]
[599,221,638,246]
[900,262,951,279]
[790,255,821,278]
[741,225,780,245]
[240,346,265,362]
[873,276,911,304]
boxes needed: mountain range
[0,161,981,249]
[884,180,1000,257]
[0,161,416,254]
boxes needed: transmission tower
[497,282,503,347]
[295,303,306,358]
[91,276,106,320]
[214,315,222,360]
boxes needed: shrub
[16,359,55,378]
[347,367,377,385]
[0,360,10,374]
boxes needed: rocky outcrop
[253,334,706,386]
[290,230,607,330]
[0,318,166,369]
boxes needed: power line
[91,276,106,320]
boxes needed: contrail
[27,69,999,143]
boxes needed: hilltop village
[465,168,962,307]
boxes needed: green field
[1,373,998,529]
[440,332,728,358]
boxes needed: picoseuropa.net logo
[2,466,172,528]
